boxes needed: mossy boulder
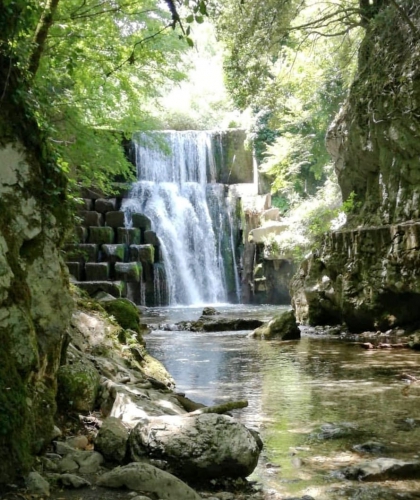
[251,310,300,340]
[101,298,141,334]
[57,360,100,412]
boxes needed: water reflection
[145,309,420,499]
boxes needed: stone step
[74,280,126,299]
[114,262,142,282]
[117,228,141,245]
[88,226,115,245]
[79,210,104,227]
[129,244,155,264]
[94,198,117,213]
[65,244,98,263]
[85,262,110,281]
[144,230,159,246]
[66,262,83,281]
[105,211,125,228]
[101,244,127,262]
[131,213,152,231]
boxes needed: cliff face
[0,143,72,483]
[291,1,420,331]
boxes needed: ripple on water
[145,306,420,499]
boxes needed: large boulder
[250,310,300,340]
[97,462,202,500]
[129,413,261,480]
[94,416,129,463]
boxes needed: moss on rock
[57,360,100,412]
[102,298,141,334]
[251,310,300,340]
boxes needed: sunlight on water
[145,306,420,499]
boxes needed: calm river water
[143,305,420,500]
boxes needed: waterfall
[122,130,236,306]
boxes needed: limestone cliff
[291,1,420,331]
[0,142,72,483]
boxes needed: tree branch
[105,24,172,78]
[28,0,61,78]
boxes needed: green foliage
[30,0,191,194]
[263,177,344,261]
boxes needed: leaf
[195,15,204,23]
[186,14,194,23]
[186,37,194,47]
[199,1,207,15]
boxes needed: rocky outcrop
[292,2,420,331]
[54,295,262,487]
[291,222,420,331]
[0,143,72,483]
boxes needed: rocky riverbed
[2,290,281,500]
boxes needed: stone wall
[291,222,420,331]
[65,188,166,306]
[291,2,420,330]
[0,143,72,483]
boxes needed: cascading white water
[122,131,229,306]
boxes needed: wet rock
[94,416,129,463]
[58,473,92,488]
[201,307,220,316]
[129,413,261,480]
[353,441,386,454]
[97,462,202,500]
[250,310,300,340]
[178,317,264,332]
[341,457,420,481]
[25,471,50,497]
[313,422,357,440]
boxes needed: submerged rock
[129,413,261,480]
[341,457,420,481]
[97,462,202,500]
[250,310,300,340]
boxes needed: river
[143,305,420,500]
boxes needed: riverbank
[2,291,273,500]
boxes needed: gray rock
[353,441,386,454]
[25,471,50,496]
[97,462,202,500]
[94,416,129,463]
[73,450,104,474]
[314,422,357,440]
[57,359,100,412]
[342,457,420,481]
[129,413,261,480]
[251,310,300,340]
[54,441,79,456]
[58,457,79,473]
[131,497,153,500]
[58,473,92,488]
